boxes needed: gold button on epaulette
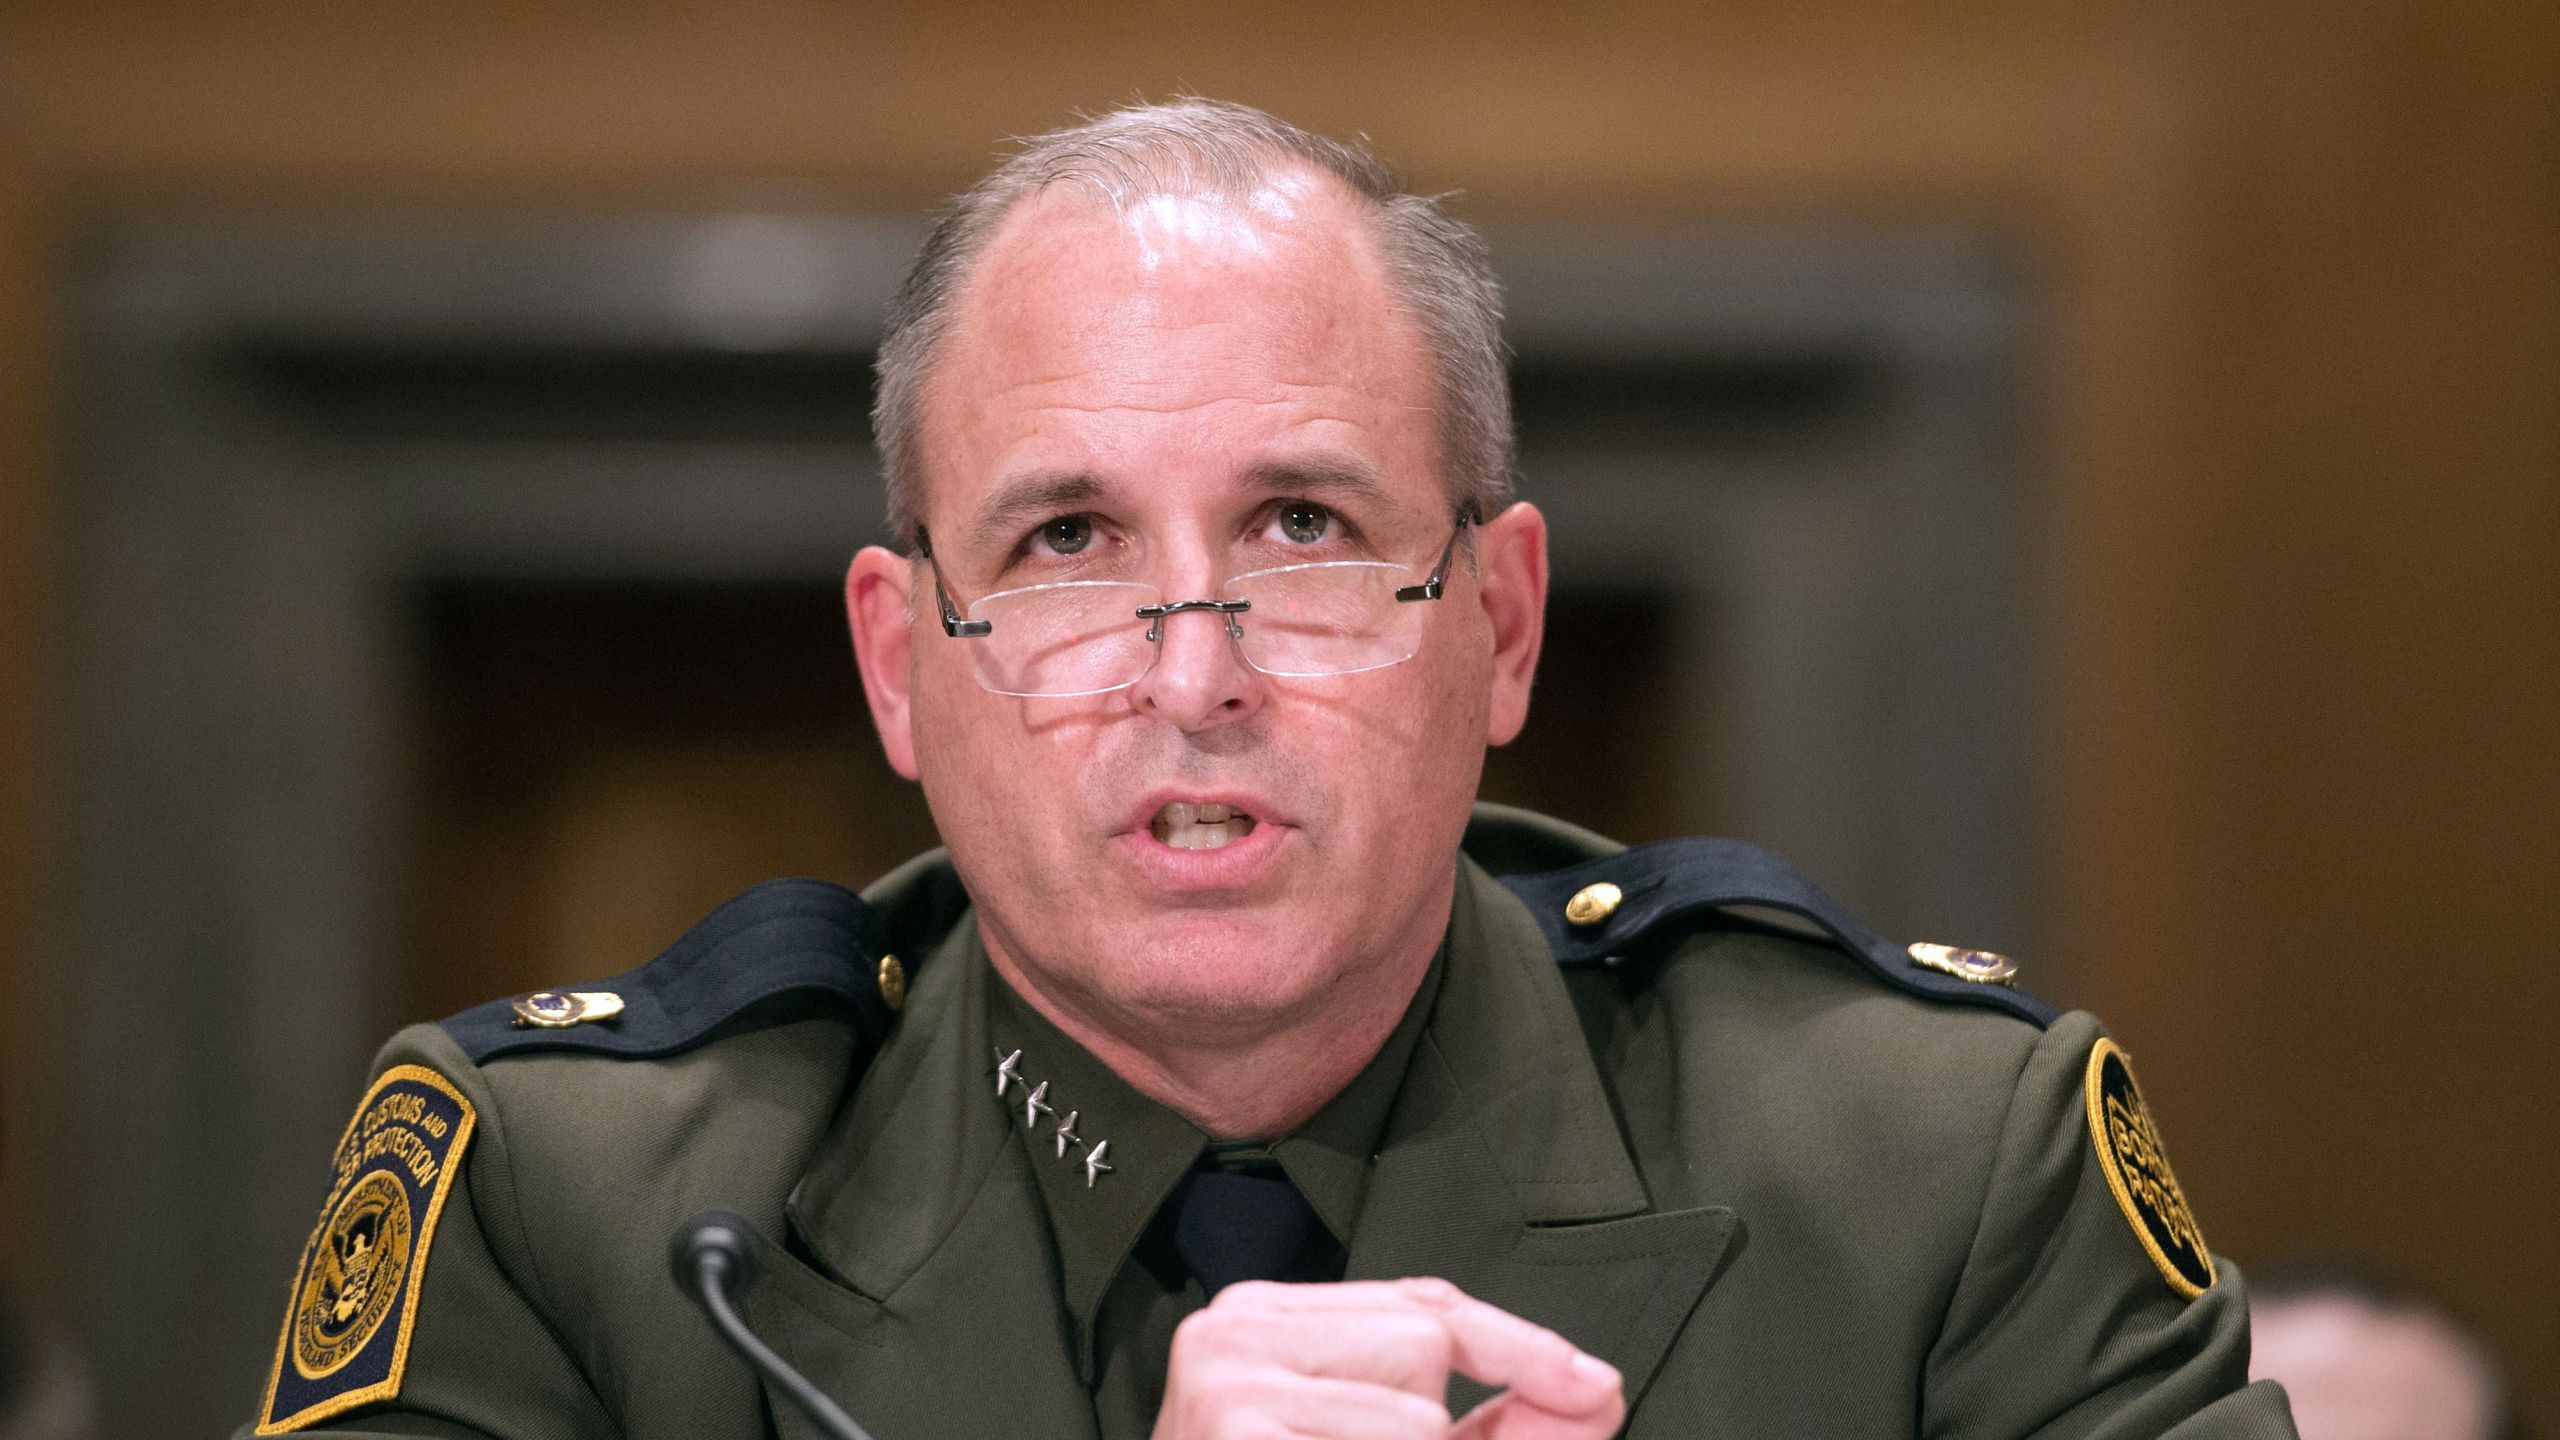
[1564,881,1623,928]
[877,953,907,1011]
[1907,942,2019,987]
[509,990,627,1028]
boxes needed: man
[244,101,2297,1438]
[2248,1259,2519,1440]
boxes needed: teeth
[1150,801,1255,850]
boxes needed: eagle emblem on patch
[2084,1038,2215,1299]
[257,1065,475,1433]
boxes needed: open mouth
[1149,801,1258,852]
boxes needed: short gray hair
[871,99,1513,544]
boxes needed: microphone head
[669,1209,759,1299]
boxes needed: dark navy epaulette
[439,878,911,1064]
[1495,838,2059,1027]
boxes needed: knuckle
[1162,1364,1279,1440]
[1381,1311,1453,1365]
[1385,1390,1455,1435]
[1215,1415,1290,1440]
[1396,1275,1462,1306]
[1214,1278,1287,1309]
[1530,1331,1577,1369]
[1170,1307,1241,1363]
[1167,1306,1244,1363]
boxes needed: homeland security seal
[257,1065,475,1432]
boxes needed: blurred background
[0,3,2552,1435]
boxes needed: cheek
[1407,633,1497,818]
[910,660,1114,841]
[909,661,1031,823]
[1407,616,1496,759]
[1309,641,1492,835]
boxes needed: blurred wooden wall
[0,0,2552,1424]
[0,123,48,1309]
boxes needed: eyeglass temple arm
[1394,508,1478,603]
[914,529,993,638]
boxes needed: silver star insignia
[1053,1110,1081,1158]
[993,1048,1023,1098]
[1023,1079,1053,1126]
[1081,1139,1114,1188]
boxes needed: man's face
[847,173,1544,1048]
[2250,1297,2498,1440]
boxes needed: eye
[1034,514,1093,556]
[1275,502,1331,545]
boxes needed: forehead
[916,172,1440,525]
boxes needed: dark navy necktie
[1166,1159,1346,1296]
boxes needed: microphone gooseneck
[671,1211,875,1440]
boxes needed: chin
[1097,922,1347,1031]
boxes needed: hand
[1152,1277,1625,1440]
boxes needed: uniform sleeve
[1921,1011,2297,1440]
[235,1028,622,1440]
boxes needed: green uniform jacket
[242,806,2297,1439]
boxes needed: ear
[846,545,921,780]
[1474,500,1548,747]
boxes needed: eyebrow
[1239,457,1398,511]
[957,455,1406,557]
[963,471,1109,556]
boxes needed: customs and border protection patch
[257,1065,475,1433]
[2084,1038,2215,1299]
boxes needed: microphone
[670,1211,876,1440]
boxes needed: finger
[1225,1373,1454,1440]
[1449,1389,1626,1440]
[1395,1283,1621,1422]
[1174,1297,1455,1397]
[1211,1279,1458,1314]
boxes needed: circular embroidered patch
[293,1170,414,1377]
[2085,1038,2215,1299]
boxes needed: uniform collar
[985,960,1204,1381]
[1271,952,1439,1244]
[985,932,1443,1382]
[773,820,1725,1432]
[783,832,1645,1300]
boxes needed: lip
[1118,788,1291,835]
[1115,788,1294,893]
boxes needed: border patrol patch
[256,1065,476,1433]
[2084,1038,2215,1299]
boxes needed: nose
[1128,598,1264,731]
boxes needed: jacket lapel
[1349,863,1737,1417]
[745,923,1098,1440]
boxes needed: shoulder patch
[2085,1038,2215,1299]
[1493,836,2059,1026]
[257,1065,475,1433]
[438,877,907,1064]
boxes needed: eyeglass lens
[963,562,1428,697]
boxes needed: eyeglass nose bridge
[1133,597,1250,644]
